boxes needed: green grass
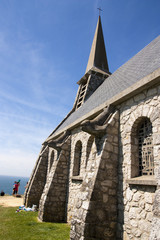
[0,206,70,240]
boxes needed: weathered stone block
[129,207,137,219]
[144,192,153,204]
[133,192,142,202]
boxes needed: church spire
[73,15,110,110]
[85,15,109,74]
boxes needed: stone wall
[38,138,71,222]
[24,146,49,207]
[67,129,93,222]
[149,188,160,240]
[70,111,119,240]
[85,73,105,101]
[117,83,160,239]
[24,82,160,240]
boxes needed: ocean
[0,175,29,195]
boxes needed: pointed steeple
[73,15,110,110]
[85,16,109,74]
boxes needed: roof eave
[45,67,160,143]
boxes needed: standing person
[17,180,20,189]
[16,180,20,194]
[12,181,16,195]
[13,181,20,195]
[25,182,28,189]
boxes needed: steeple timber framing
[74,16,110,110]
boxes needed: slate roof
[52,35,160,136]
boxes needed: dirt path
[0,195,23,207]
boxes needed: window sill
[126,176,157,186]
[71,176,83,182]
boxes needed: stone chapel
[24,16,160,240]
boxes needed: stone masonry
[117,83,160,240]
[38,137,71,222]
[24,83,160,240]
[70,111,119,240]
[24,146,49,207]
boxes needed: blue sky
[0,0,160,177]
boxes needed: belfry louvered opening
[76,80,88,109]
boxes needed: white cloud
[0,27,75,177]
[0,149,38,177]
[0,108,52,176]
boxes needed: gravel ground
[0,195,23,207]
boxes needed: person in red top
[14,182,18,194]
[12,181,20,195]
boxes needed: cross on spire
[85,12,109,74]
[97,7,102,16]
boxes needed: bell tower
[74,16,110,110]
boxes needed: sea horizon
[0,174,30,178]
[0,175,29,195]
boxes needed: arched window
[48,149,54,174]
[131,117,154,178]
[49,150,54,171]
[138,118,154,176]
[73,141,82,176]
[86,136,94,167]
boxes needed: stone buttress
[70,109,119,240]
[38,136,71,222]
[24,146,49,207]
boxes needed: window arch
[49,150,54,171]
[48,149,55,174]
[73,140,82,176]
[138,118,154,176]
[131,117,154,177]
[86,136,94,168]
